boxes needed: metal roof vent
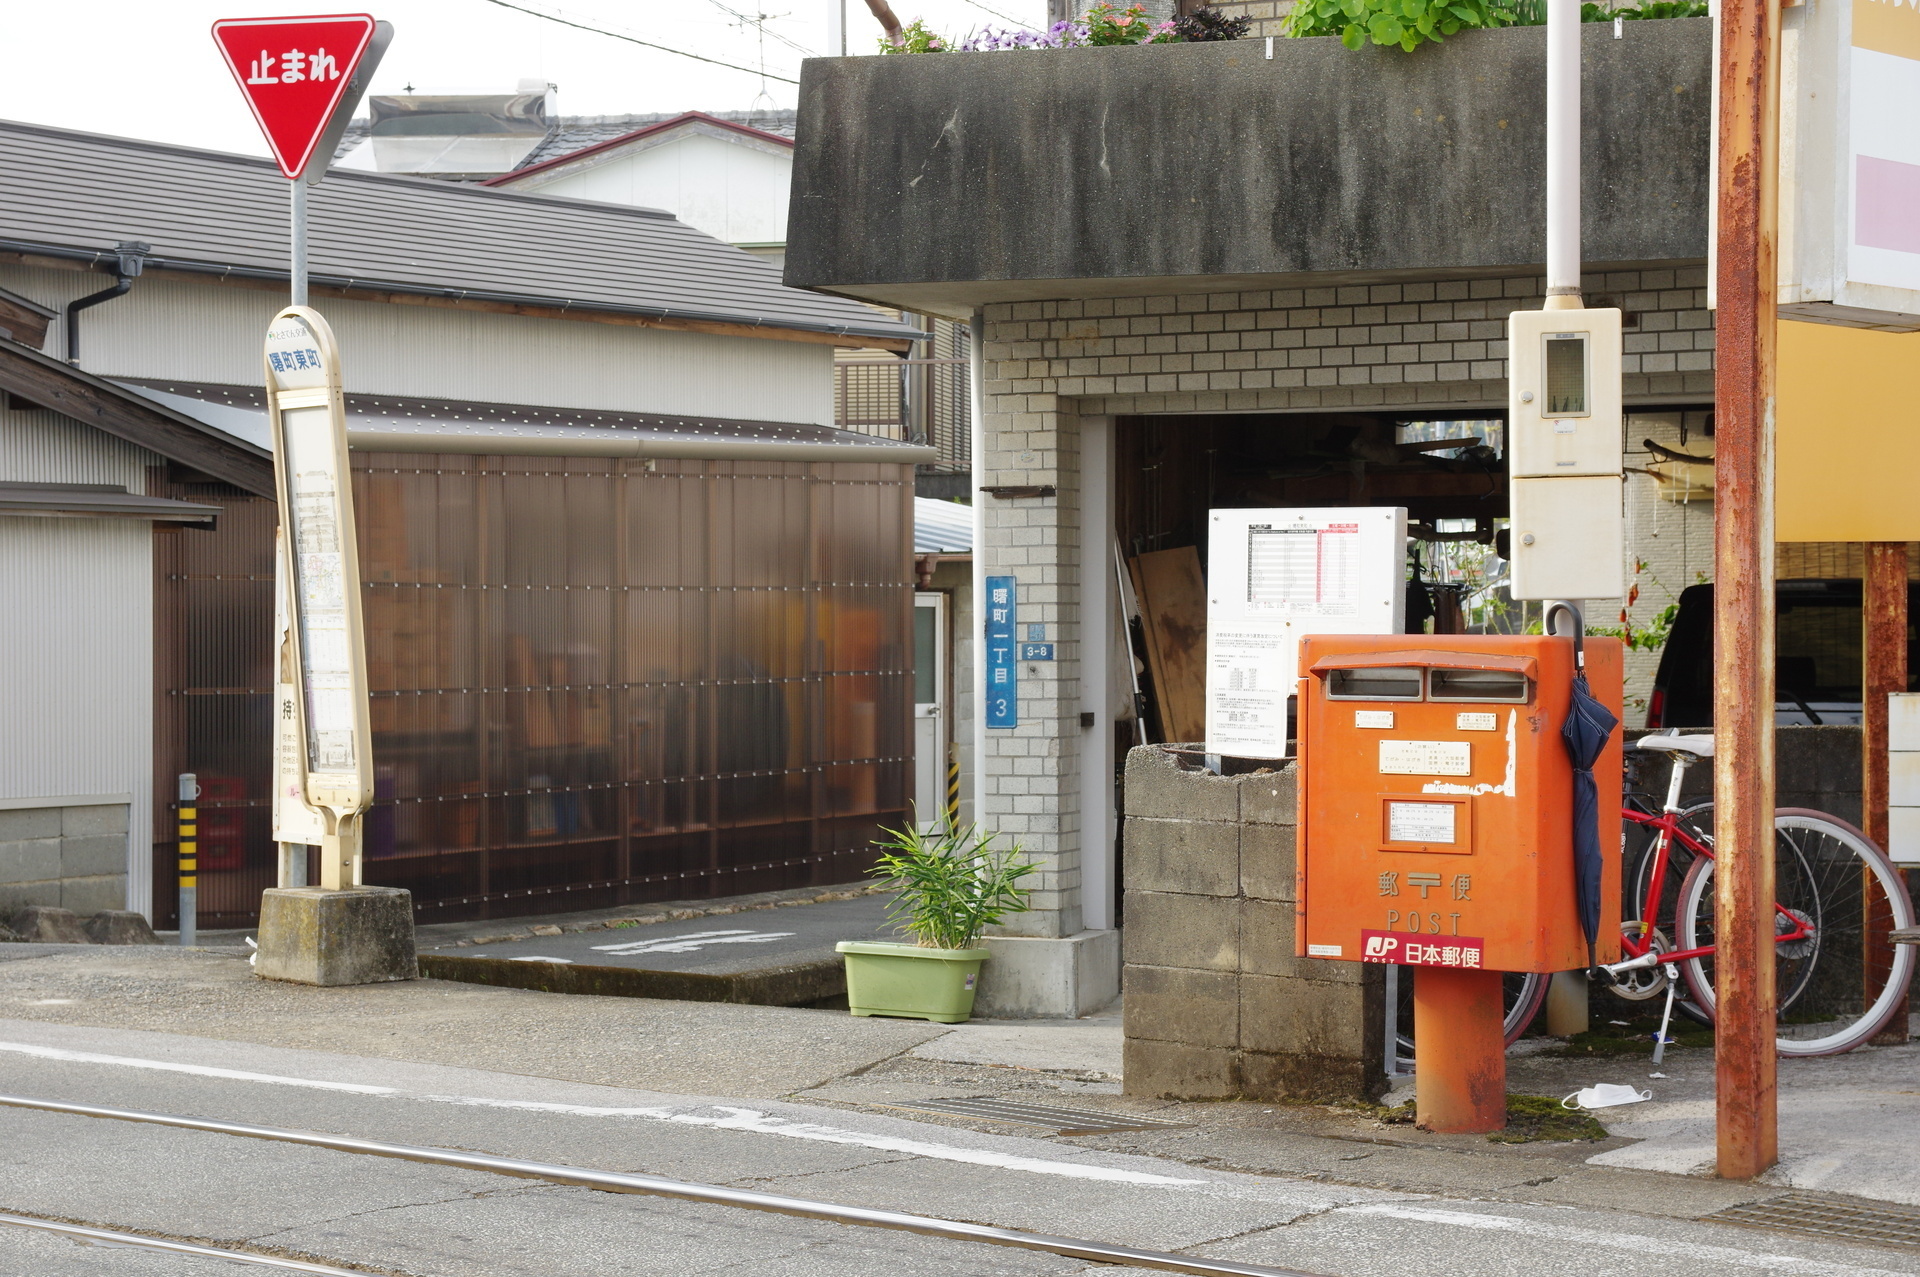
[363,83,554,177]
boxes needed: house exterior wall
[970,270,1714,960]
[1202,0,1292,37]
[990,269,1714,417]
[0,265,836,427]
[1620,411,1716,716]
[0,406,160,916]
[149,454,916,930]
[512,132,795,247]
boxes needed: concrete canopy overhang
[787,22,1712,320]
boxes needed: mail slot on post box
[1295,635,1624,974]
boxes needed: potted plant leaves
[836,822,1035,1023]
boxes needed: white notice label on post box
[1355,710,1395,729]
[1455,712,1499,731]
[1388,801,1457,844]
[1378,740,1472,776]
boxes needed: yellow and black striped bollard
[177,773,198,946]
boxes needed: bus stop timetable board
[1205,507,1406,758]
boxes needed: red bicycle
[1603,734,1916,1056]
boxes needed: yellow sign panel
[1777,319,1920,541]
[1855,0,1920,63]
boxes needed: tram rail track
[0,1209,383,1274]
[0,1092,1323,1277]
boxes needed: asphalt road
[450,893,901,974]
[5,1017,1920,1277]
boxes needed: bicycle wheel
[1676,809,1917,1056]
[1626,801,1715,925]
[1393,969,1548,1067]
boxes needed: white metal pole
[828,0,847,54]
[1545,0,1582,308]
[290,178,309,308]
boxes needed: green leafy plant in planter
[835,822,1035,1023]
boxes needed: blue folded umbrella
[1562,658,1620,969]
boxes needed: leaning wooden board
[1129,546,1208,744]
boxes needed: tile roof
[123,381,936,464]
[0,118,912,344]
[332,108,797,167]
[484,112,794,189]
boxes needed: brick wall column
[976,326,1085,938]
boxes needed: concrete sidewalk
[3,940,1917,1224]
[451,893,898,975]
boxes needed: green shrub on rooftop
[1284,0,1707,53]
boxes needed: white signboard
[1205,506,1406,757]
[1780,0,1920,330]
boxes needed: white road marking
[591,930,797,956]
[507,956,574,964]
[0,1042,395,1095]
[1340,1204,1917,1277]
[0,1040,1201,1187]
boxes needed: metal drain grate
[1703,1193,1920,1252]
[874,1097,1188,1135]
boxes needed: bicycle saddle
[1636,733,1716,757]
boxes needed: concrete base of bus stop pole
[255,886,417,987]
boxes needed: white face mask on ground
[1563,1083,1653,1110]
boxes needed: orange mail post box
[1296,635,1623,974]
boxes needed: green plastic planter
[836,940,987,1023]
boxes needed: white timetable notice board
[1205,507,1406,757]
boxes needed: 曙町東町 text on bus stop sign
[211,13,377,179]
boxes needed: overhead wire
[477,0,801,84]
[702,0,818,56]
[957,0,1031,25]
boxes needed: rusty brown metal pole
[1712,0,1782,1181]
[1863,541,1909,1044]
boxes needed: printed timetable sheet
[1205,507,1406,758]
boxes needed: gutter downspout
[64,241,149,366]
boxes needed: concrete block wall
[982,269,1714,420]
[1121,745,1385,1102]
[0,802,130,916]
[1625,725,1863,824]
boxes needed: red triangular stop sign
[213,14,377,179]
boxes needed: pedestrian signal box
[1295,635,1624,974]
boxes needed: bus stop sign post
[213,17,414,984]
[250,309,416,986]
